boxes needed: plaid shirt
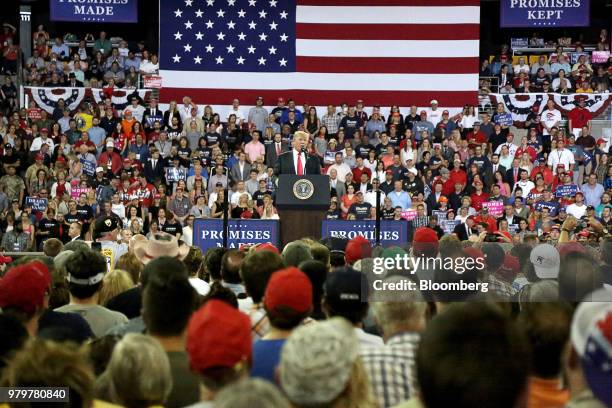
[321,113,340,135]
[361,332,419,408]
[249,304,270,340]
[487,274,517,299]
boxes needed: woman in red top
[340,184,358,219]
[51,170,71,199]
[131,121,146,145]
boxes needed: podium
[276,175,330,246]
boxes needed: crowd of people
[23,28,159,88]
[0,221,611,408]
[480,29,612,94]
[0,87,610,250]
[0,18,611,408]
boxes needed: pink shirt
[244,141,265,162]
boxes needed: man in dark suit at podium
[274,131,321,175]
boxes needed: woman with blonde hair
[116,251,144,284]
[98,269,135,305]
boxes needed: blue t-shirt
[250,339,286,383]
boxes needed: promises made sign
[501,0,590,27]
[50,0,138,23]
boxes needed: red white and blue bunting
[24,87,152,114]
[489,93,612,126]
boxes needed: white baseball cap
[430,99,438,105]
[529,243,560,279]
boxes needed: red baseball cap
[420,110,427,116]
[254,242,280,254]
[0,261,51,315]
[187,299,252,373]
[264,267,312,314]
[40,128,48,133]
[412,227,439,257]
[597,138,606,145]
[442,110,449,115]
[35,153,44,161]
[345,235,372,265]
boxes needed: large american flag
[159,0,480,110]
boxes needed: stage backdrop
[500,0,589,28]
[158,0,480,109]
[194,219,280,251]
[321,220,409,247]
[50,0,139,23]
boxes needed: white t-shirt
[566,203,587,219]
[540,109,562,135]
[426,108,443,126]
[227,107,245,124]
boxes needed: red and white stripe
[160,0,480,110]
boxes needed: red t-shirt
[567,107,592,130]
[449,169,468,188]
[470,192,490,211]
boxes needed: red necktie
[297,153,304,175]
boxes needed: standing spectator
[324,268,383,346]
[412,303,529,408]
[568,99,592,139]
[251,267,312,383]
[279,318,377,407]
[248,96,268,132]
[361,283,427,408]
[55,248,129,337]
[93,31,112,56]
[244,130,265,163]
[141,257,200,408]
[0,165,25,202]
[186,299,252,404]
[518,302,573,408]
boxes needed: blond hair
[98,269,134,306]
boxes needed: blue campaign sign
[501,0,589,28]
[25,197,48,212]
[50,0,138,23]
[194,219,279,251]
[80,159,96,177]
[555,184,578,198]
[321,220,409,247]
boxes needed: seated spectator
[323,267,383,347]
